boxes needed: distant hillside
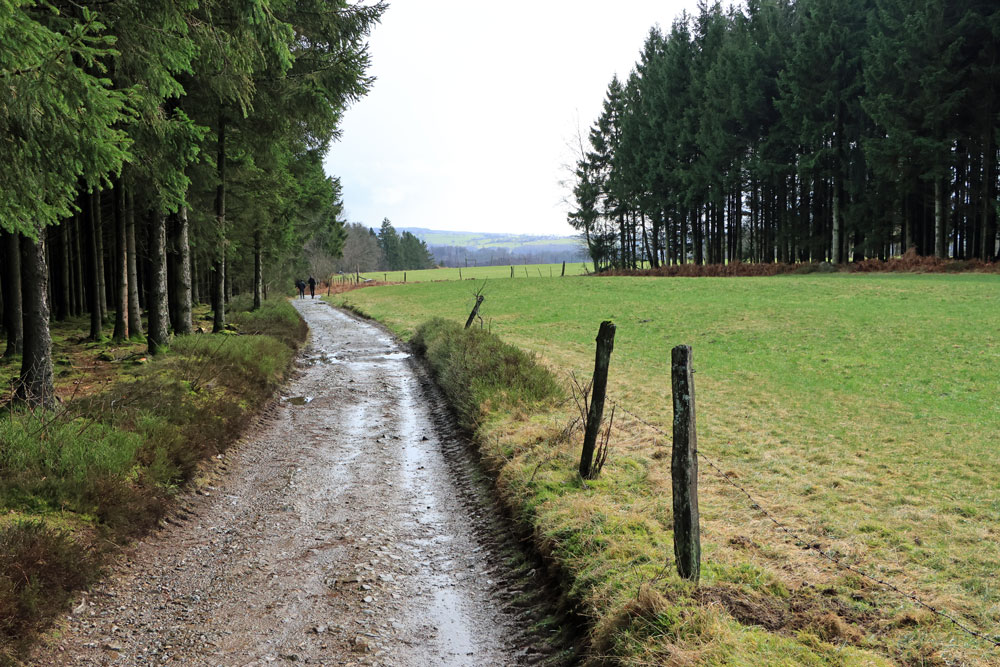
[398,227,586,266]
[398,228,581,251]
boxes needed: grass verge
[0,297,305,663]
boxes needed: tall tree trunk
[831,178,842,264]
[174,206,193,334]
[253,228,263,311]
[982,131,996,261]
[167,213,179,332]
[84,191,103,341]
[72,211,84,316]
[680,208,688,265]
[111,178,129,342]
[16,233,54,408]
[94,191,108,323]
[126,188,143,339]
[147,211,170,354]
[1,230,23,358]
[57,219,71,320]
[191,253,200,305]
[213,113,227,333]
[934,177,946,258]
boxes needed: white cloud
[324,0,700,236]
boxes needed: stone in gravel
[312,625,327,634]
[352,637,370,653]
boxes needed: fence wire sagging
[603,397,1000,651]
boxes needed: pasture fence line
[602,396,1000,650]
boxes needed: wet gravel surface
[31,299,559,666]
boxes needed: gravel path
[31,299,552,666]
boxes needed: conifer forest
[569,0,1000,272]
[0,0,383,407]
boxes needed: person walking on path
[308,276,316,299]
[296,279,306,299]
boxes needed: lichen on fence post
[579,320,615,478]
[671,344,700,582]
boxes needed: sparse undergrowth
[0,297,305,663]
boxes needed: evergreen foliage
[0,0,384,404]
[377,218,435,270]
[569,0,1000,270]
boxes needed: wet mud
[31,299,565,666]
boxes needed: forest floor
[28,299,569,666]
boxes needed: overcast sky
[323,1,700,237]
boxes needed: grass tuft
[411,317,563,430]
[0,521,99,663]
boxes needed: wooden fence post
[459,268,463,280]
[510,265,514,278]
[465,294,484,329]
[580,321,615,478]
[671,345,700,582]
[561,261,566,277]
[403,272,406,283]
[524,267,529,278]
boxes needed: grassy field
[334,261,593,284]
[331,273,1000,665]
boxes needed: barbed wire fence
[594,394,1000,650]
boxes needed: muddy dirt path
[31,300,556,666]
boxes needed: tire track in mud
[30,299,569,666]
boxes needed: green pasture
[333,273,1000,664]
[337,262,592,284]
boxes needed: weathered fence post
[561,261,566,277]
[671,345,700,582]
[459,268,463,280]
[524,267,529,278]
[465,294,484,329]
[404,272,407,283]
[510,265,514,278]
[580,321,616,478]
[384,273,387,282]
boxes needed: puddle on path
[283,396,313,406]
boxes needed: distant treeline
[430,244,587,267]
[569,0,1000,271]
[334,220,434,273]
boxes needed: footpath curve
[31,299,549,666]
